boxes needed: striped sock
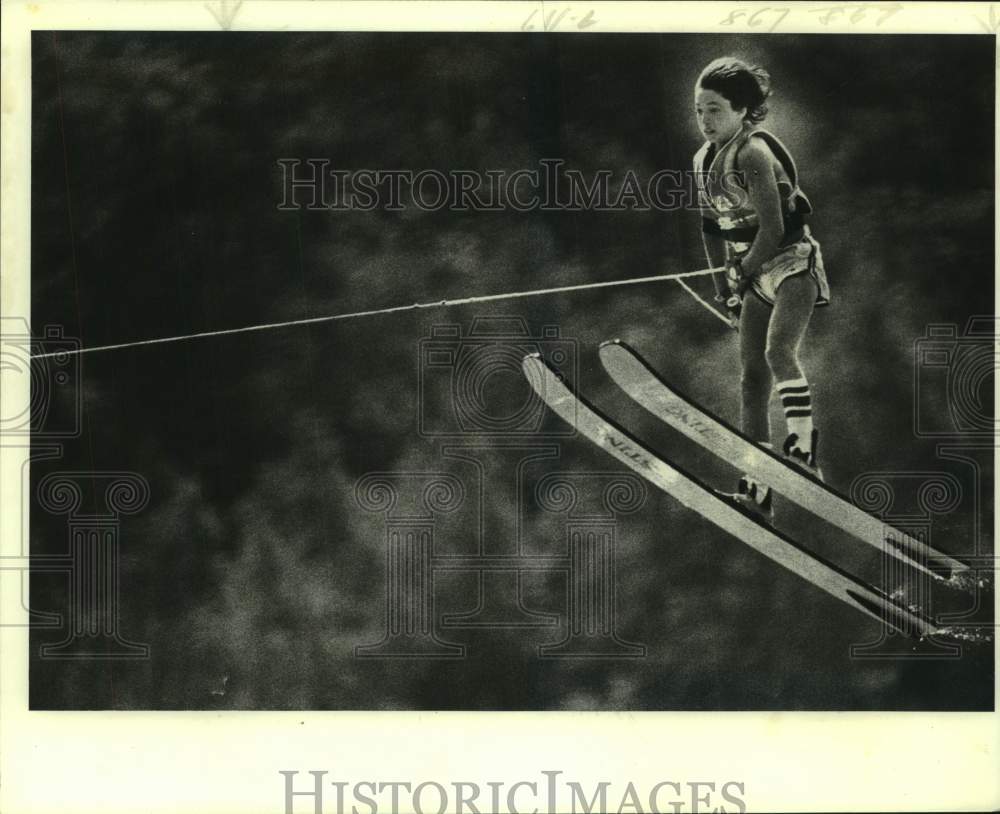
[777,378,813,452]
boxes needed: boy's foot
[717,476,773,522]
[783,429,824,481]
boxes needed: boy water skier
[693,57,830,516]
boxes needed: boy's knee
[765,342,797,379]
[741,356,770,395]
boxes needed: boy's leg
[765,273,819,464]
[739,291,772,443]
[735,292,774,514]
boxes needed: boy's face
[694,88,746,145]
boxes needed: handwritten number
[522,6,597,32]
[877,4,903,24]
[719,8,788,32]
[812,3,904,26]
[545,8,570,31]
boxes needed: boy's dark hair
[698,57,771,123]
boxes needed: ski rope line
[673,276,735,328]
[33,265,728,359]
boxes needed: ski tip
[522,351,551,378]
[599,337,644,358]
[599,338,640,354]
[521,352,548,392]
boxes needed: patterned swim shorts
[729,226,831,307]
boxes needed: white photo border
[1,2,997,813]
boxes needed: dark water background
[29,32,994,709]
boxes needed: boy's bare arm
[702,229,728,299]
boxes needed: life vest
[694,124,812,245]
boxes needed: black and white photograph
[1,2,998,812]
